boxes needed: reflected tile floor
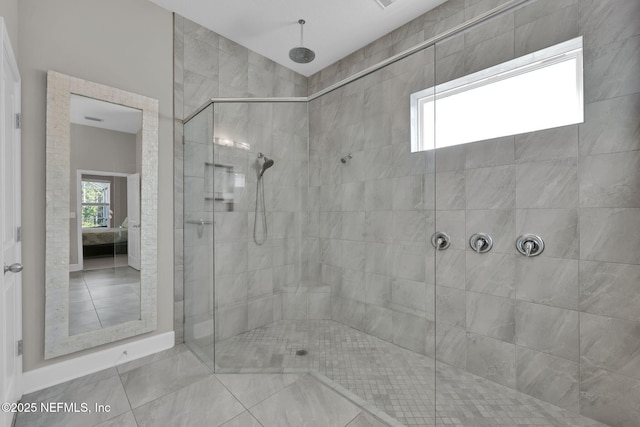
[211,320,608,427]
[15,344,385,427]
[69,265,141,335]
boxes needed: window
[81,180,111,228]
[411,36,583,152]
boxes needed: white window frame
[81,178,111,228]
[410,36,584,152]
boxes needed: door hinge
[17,340,23,356]
[16,226,22,242]
[15,113,21,129]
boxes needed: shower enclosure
[182,1,638,425]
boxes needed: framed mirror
[45,71,158,359]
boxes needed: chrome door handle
[4,263,23,274]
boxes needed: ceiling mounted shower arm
[289,19,315,64]
[299,19,305,45]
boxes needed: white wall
[18,0,173,371]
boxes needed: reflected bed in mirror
[68,95,143,336]
[45,71,158,359]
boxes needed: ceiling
[147,0,447,76]
[71,94,142,134]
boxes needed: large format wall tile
[436,285,465,327]
[435,249,466,290]
[579,151,640,208]
[580,261,640,322]
[514,0,578,28]
[467,333,516,388]
[435,171,465,210]
[580,312,640,381]
[580,364,640,427]
[464,136,514,169]
[515,257,579,309]
[583,35,640,103]
[579,93,640,155]
[183,35,218,79]
[332,296,365,331]
[465,209,514,254]
[436,323,466,368]
[365,304,393,341]
[516,347,579,412]
[516,158,578,209]
[465,165,515,209]
[392,311,429,354]
[516,209,579,259]
[580,208,640,264]
[515,4,577,56]
[515,301,579,361]
[578,0,640,50]
[464,31,515,76]
[515,124,578,163]
[466,292,515,342]
[465,252,515,298]
[435,210,466,250]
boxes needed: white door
[127,173,141,270]
[0,18,22,427]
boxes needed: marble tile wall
[174,0,640,424]
[307,0,640,425]
[307,47,437,357]
[174,15,311,352]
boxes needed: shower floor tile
[211,320,607,427]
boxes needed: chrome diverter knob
[516,234,544,257]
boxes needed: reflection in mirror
[45,71,158,359]
[68,95,143,335]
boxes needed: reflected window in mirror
[46,71,158,358]
[68,94,144,336]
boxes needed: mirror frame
[45,71,158,359]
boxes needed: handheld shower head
[340,153,353,164]
[259,155,274,178]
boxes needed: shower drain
[295,349,308,356]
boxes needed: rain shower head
[289,19,315,64]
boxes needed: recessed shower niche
[179,1,640,425]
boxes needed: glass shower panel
[306,46,437,425]
[213,101,310,371]
[183,103,215,371]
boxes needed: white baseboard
[22,331,174,395]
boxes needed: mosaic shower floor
[208,320,606,427]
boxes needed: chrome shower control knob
[431,232,451,250]
[516,234,544,257]
[469,233,493,253]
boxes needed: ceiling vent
[374,0,396,9]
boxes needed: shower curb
[212,366,404,426]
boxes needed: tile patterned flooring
[16,345,384,427]
[212,320,607,427]
[17,320,609,427]
[69,265,141,335]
